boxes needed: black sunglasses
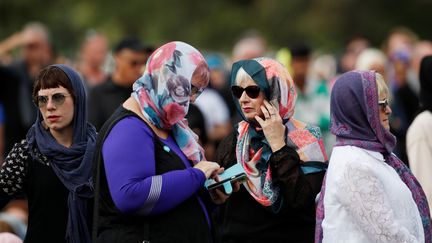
[378,98,389,111]
[231,85,261,99]
[36,93,70,108]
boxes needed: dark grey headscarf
[26,64,96,243]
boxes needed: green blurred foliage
[1,0,431,58]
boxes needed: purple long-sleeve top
[102,116,207,215]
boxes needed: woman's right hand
[194,161,221,179]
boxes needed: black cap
[114,37,152,53]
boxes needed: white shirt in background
[407,110,432,211]
[194,89,230,134]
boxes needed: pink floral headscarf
[132,41,209,163]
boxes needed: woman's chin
[245,117,260,127]
[381,120,390,130]
[244,114,255,122]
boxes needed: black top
[0,65,33,153]
[390,84,419,164]
[93,107,213,243]
[87,77,132,130]
[0,140,69,243]
[213,131,324,243]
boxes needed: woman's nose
[386,105,392,114]
[239,91,249,102]
[46,98,56,110]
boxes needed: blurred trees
[1,0,431,57]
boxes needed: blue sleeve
[0,103,5,124]
[102,116,206,215]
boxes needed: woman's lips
[47,115,60,122]
[242,107,253,113]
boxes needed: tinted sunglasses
[231,85,261,99]
[36,93,70,108]
[378,99,389,111]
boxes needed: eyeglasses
[191,84,204,97]
[231,85,261,99]
[378,99,389,111]
[36,93,70,108]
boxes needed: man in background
[0,23,53,153]
[88,37,153,130]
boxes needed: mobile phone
[204,163,247,194]
[206,173,247,191]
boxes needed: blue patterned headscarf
[231,58,327,212]
[26,64,96,243]
[315,70,431,242]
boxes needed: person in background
[408,40,432,95]
[214,58,327,243]
[0,31,25,65]
[339,35,370,73]
[5,23,54,151]
[0,65,96,243]
[193,87,231,161]
[200,54,235,142]
[203,53,236,122]
[231,32,267,63]
[88,36,153,130]
[0,66,23,160]
[93,41,226,243]
[186,103,208,147]
[355,48,388,79]
[383,27,419,164]
[76,31,109,88]
[406,55,432,210]
[291,43,333,155]
[316,70,431,243]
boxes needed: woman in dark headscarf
[315,70,431,243]
[407,55,432,211]
[0,64,96,243]
[214,58,327,243]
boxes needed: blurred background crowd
[1,0,432,240]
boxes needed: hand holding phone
[205,163,247,194]
[254,100,286,152]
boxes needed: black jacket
[213,131,324,243]
[93,107,213,243]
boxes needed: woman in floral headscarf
[213,58,328,243]
[93,41,223,243]
[315,70,431,243]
